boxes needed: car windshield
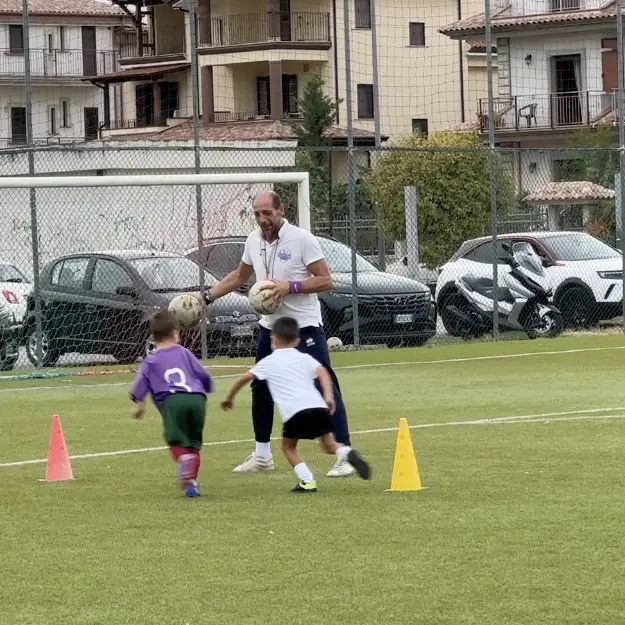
[128,257,218,292]
[540,233,621,261]
[0,264,27,283]
[318,238,378,273]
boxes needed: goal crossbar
[0,171,311,230]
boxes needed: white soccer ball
[168,294,203,330]
[327,336,343,351]
[249,280,280,315]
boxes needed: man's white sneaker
[232,453,275,473]
[326,458,356,478]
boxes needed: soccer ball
[327,336,343,351]
[168,294,202,330]
[249,280,280,315]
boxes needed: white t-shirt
[250,348,328,422]
[242,220,325,329]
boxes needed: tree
[564,124,618,242]
[363,131,514,268]
[276,75,350,230]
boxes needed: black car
[22,250,260,367]
[0,300,20,371]
[187,235,437,347]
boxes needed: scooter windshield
[512,243,545,276]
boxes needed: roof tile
[0,0,124,16]
[440,1,619,35]
[524,181,616,203]
[101,119,379,143]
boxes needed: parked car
[187,235,437,347]
[435,231,624,334]
[0,299,20,371]
[0,261,32,323]
[22,250,260,367]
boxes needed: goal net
[0,172,310,377]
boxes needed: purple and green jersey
[130,344,214,411]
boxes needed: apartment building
[441,0,622,192]
[89,0,492,142]
[0,0,125,148]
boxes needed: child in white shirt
[221,316,371,492]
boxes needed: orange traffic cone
[45,415,74,482]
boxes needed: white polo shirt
[250,348,328,422]
[242,220,325,329]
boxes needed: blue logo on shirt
[278,248,292,263]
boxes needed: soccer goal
[0,171,310,376]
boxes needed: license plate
[231,325,254,337]
[394,313,414,324]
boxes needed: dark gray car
[22,250,259,367]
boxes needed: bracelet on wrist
[203,290,215,305]
[288,281,303,294]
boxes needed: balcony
[198,12,331,53]
[491,0,604,17]
[0,137,87,150]
[478,91,614,133]
[214,111,302,122]
[118,32,186,65]
[0,49,118,80]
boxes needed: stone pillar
[201,66,215,123]
[153,82,162,124]
[269,61,282,120]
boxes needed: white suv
[435,231,623,335]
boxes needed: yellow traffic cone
[387,417,424,492]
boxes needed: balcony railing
[0,49,118,78]
[478,91,614,132]
[199,12,330,48]
[491,0,604,16]
[214,111,302,122]
[100,118,169,131]
[119,33,186,60]
[0,137,88,150]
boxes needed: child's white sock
[336,445,352,461]
[294,462,314,484]
[255,442,271,459]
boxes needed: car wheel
[0,348,17,371]
[25,326,61,367]
[555,286,598,329]
[144,335,157,359]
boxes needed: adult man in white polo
[198,190,354,477]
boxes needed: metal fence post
[484,0,500,339]
[189,0,208,359]
[23,0,43,366]
[404,187,420,280]
[617,0,625,331]
[343,0,360,347]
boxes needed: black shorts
[282,407,333,440]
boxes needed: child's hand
[132,405,145,419]
[221,399,233,411]
[325,396,336,415]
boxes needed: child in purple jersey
[130,310,213,497]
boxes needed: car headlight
[598,271,623,280]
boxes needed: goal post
[0,171,311,376]
[0,171,312,231]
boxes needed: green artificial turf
[1,334,625,625]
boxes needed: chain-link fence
[0,143,623,375]
[2,0,625,375]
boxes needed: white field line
[1,405,624,469]
[1,344,624,394]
